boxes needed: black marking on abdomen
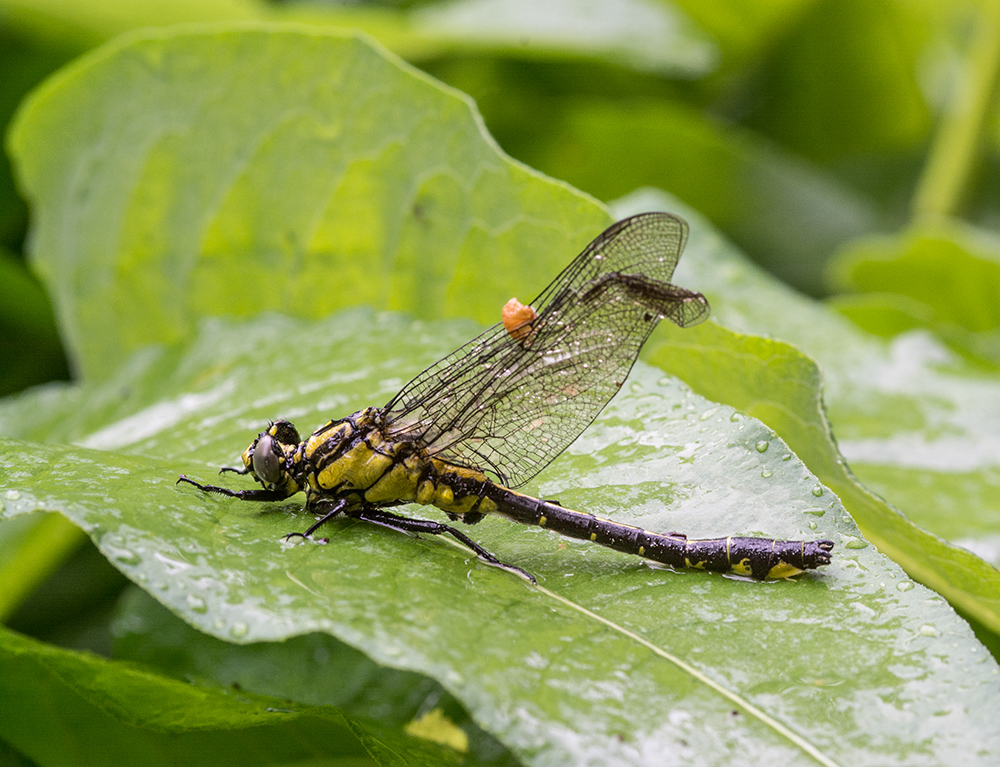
[486,486,832,580]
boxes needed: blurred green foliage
[2,0,997,389]
[3,1,1000,765]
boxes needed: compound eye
[252,432,282,485]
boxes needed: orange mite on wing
[502,297,539,341]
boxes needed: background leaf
[820,221,1000,589]
[615,188,1000,634]
[0,620,465,767]
[3,24,1000,766]
[7,25,603,380]
[3,308,999,766]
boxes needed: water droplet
[844,537,869,550]
[811,484,824,497]
[699,407,719,421]
[897,581,915,592]
[5,489,21,501]
[729,412,743,422]
[186,594,207,613]
[755,440,769,453]
[153,552,192,575]
[782,453,792,461]
[760,469,773,478]
[108,546,141,566]
[230,621,249,639]
[919,624,937,637]
[851,602,876,618]
[808,521,818,530]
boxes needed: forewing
[382,213,709,487]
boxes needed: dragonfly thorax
[293,408,495,518]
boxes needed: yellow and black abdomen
[484,485,833,580]
[360,453,498,518]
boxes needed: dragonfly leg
[351,506,536,584]
[177,474,287,502]
[285,497,350,541]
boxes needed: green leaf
[4,24,1000,766]
[5,309,1000,765]
[818,222,1000,573]
[615,189,1000,631]
[0,620,463,767]
[829,223,1000,339]
[110,587,516,766]
[8,24,603,380]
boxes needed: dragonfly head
[241,420,302,492]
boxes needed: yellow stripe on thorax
[305,425,498,518]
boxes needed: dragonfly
[178,212,834,582]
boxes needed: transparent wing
[382,212,710,488]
